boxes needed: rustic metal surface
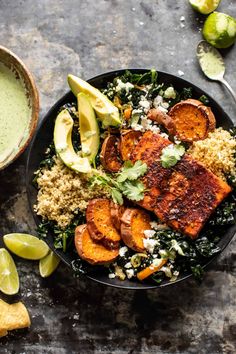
[0,1,236,353]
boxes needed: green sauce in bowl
[0,63,32,164]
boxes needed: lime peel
[0,248,19,295]
[39,251,60,278]
[189,0,221,15]
[203,12,236,49]
[3,233,49,260]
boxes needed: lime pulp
[189,0,221,15]
[3,233,49,260]
[39,251,60,278]
[0,248,19,295]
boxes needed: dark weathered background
[0,1,236,353]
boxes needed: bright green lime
[39,251,60,278]
[203,12,236,48]
[0,248,19,295]
[3,233,49,260]
[189,0,221,15]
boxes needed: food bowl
[26,69,236,289]
[0,46,39,170]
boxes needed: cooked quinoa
[35,157,110,228]
[188,128,236,180]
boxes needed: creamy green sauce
[0,63,31,162]
[199,51,224,78]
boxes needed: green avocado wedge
[68,74,121,128]
[77,92,100,165]
[54,109,91,173]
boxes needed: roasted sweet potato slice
[110,201,126,231]
[100,135,122,172]
[86,199,121,249]
[147,108,176,135]
[168,99,216,142]
[120,208,151,252]
[120,130,142,160]
[75,225,119,265]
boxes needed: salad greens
[34,69,236,284]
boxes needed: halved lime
[0,248,19,295]
[3,233,49,260]
[39,251,60,278]
[203,12,236,48]
[189,0,221,15]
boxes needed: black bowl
[26,69,236,289]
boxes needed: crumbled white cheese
[126,269,134,279]
[153,95,163,108]
[139,96,151,112]
[124,262,132,269]
[119,246,128,257]
[115,79,134,93]
[160,132,169,139]
[152,258,164,267]
[161,266,172,278]
[144,229,156,238]
[158,105,168,113]
[143,238,159,254]
[108,273,116,279]
[161,102,170,109]
[150,221,159,230]
[180,16,185,22]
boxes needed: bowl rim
[26,68,236,290]
[0,45,39,171]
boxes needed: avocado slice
[54,109,91,173]
[77,92,100,165]
[68,74,121,128]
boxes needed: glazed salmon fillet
[131,131,232,238]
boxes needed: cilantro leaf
[120,180,146,201]
[117,160,147,182]
[111,188,123,205]
[161,144,185,168]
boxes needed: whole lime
[203,12,236,48]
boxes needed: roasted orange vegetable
[120,208,151,252]
[86,199,121,249]
[75,225,119,265]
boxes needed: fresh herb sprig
[90,160,147,204]
[161,144,185,168]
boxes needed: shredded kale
[199,94,210,105]
[117,69,158,85]
[37,213,85,252]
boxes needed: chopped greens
[161,144,185,168]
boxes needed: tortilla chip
[0,299,30,335]
[0,329,8,337]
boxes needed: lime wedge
[203,12,236,48]
[189,0,221,15]
[3,233,49,260]
[0,248,19,295]
[39,251,60,278]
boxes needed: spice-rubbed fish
[131,131,232,239]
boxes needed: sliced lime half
[189,0,221,15]
[0,248,19,295]
[39,251,60,278]
[3,233,49,260]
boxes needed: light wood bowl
[0,46,39,170]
